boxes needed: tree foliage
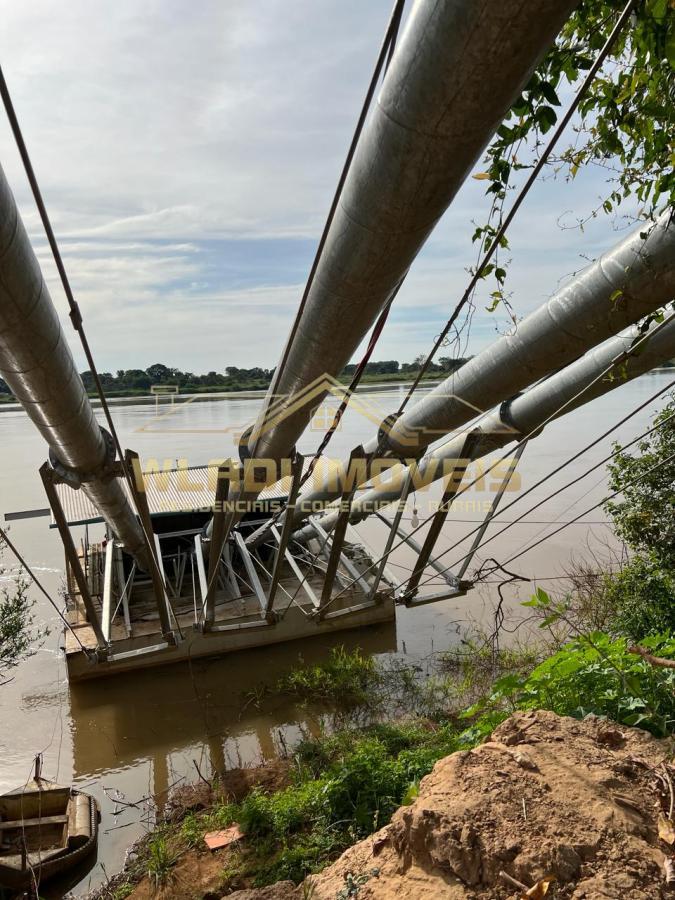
[473,0,675,308]
[604,553,675,639]
[605,391,675,566]
[0,540,48,681]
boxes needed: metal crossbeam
[125,450,174,641]
[195,535,208,617]
[101,538,115,642]
[404,433,479,601]
[319,447,365,610]
[270,524,320,608]
[266,453,304,618]
[367,466,415,602]
[311,517,370,598]
[234,531,268,615]
[206,462,231,626]
[373,512,456,587]
[39,462,107,647]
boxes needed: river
[0,373,672,896]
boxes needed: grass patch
[146,832,179,889]
[275,646,381,708]
[172,717,461,887]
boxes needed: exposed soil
[93,711,675,899]
[163,760,290,823]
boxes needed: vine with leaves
[472,0,675,312]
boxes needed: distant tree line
[0,357,473,399]
[1,354,674,401]
[341,355,470,377]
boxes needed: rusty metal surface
[54,464,309,527]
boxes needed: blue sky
[0,0,635,373]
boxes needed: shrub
[465,631,675,739]
[228,720,460,884]
[605,392,675,567]
[275,647,379,708]
[605,554,675,640]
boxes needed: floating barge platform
[52,463,405,681]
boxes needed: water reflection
[69,624,396,780]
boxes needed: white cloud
[0,1,640,373]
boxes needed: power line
[414,403,674,592]
[393,0,639,417]
[487,450,675,573]
[398,516,610,526]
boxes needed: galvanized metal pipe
[383,211,675,456]
[0,163,148,565]
[246,0,579,466]
[294,316,675,539]
[281,212,675,530]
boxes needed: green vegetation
[464,625,675,741]
[600,392,675,640]
[0,539,48,683]
[146,832,179,889]
[175,715,461,886]
[473,0,675,311]
[273,646,380,708]
[104,390,675,893]
[0,357,471,402]
[604,554,675,640]
[606,394,675,568]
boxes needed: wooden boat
[0,758,99,891]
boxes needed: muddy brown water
[0,375,671,896]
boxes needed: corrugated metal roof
[53,464,304,527]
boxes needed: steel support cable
[299,284,400,491]
[249,0,406,463]
[412,398,675,592]
[503,466,613,565]
[407,376,675,591]
[254,282,400,546]
[0,66,182,639]
[209,3,406,591]
[392,0,639,418]
[481,449,675,575]
[314,311,675,612]
[0,526,92,656]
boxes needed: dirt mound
[236,710,673,899]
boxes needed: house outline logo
[135,371,517,449]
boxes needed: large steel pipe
[383,211,675,455]
[0,163,148,565]
[246,0,579,465]
[296,316,675,538]
[281,212,675,529]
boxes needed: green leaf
[536,105,558,133]
[540,82,561,106]
[647,0,667,19]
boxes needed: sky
[0,0,636,374]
